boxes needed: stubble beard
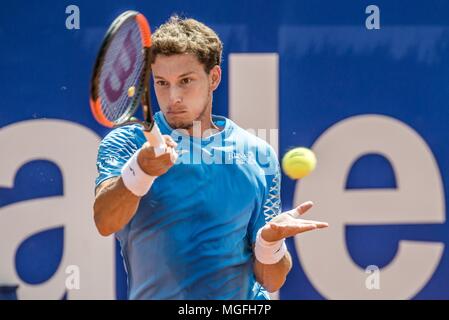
[168,91,212,131]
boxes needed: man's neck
[186,114,220,138]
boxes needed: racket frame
[89,10,154,131]
[89,11,168,156]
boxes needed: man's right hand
[137,135,178,176]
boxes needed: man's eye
[156,81,168,86]
[181,78,192,85]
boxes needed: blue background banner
[1,0,448,299]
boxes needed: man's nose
[168,86,182,105]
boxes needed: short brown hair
[149,16,223,73]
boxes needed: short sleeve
[95,126,141,188]
[247,146,282,245]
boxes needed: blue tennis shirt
[95,111,281,299]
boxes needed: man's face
[151,53,220,130]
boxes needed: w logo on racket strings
[104,30,137,103]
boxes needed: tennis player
[93,16,328,299]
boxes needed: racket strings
[99,19,145,123]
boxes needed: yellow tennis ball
[282,147,317,179]
[127,86,135,97]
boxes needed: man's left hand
[261,201,329,242]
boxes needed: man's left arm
[253,201,328,292]
[253,247,292,293]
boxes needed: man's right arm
[93,137,177,236]
[93,176,140,236]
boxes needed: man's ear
[210,65,222,91]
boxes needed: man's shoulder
[227,119,277,157]
[100,124,142,145]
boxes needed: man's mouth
[167,109,187,115]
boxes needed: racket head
[89,11,152,128]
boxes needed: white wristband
[254,228,287,265]
[121,149,156,197]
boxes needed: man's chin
[167,119,193,130]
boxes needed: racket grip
[144,123,167,157]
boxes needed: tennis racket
[90,10,166,156]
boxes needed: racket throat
[143,124,166,157]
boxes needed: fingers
[297,201,314,216]
[315,222,329,228]
[286,201,314,218]
[266,223,317,240]
[299,224,318,232]
[141,141,178,167]
[295,218,329,228]
[269,218,328,232]
[138,140,177,176]
[162,136,179,164]
[157,148,176,164]
[166,146,178,164]
[163,135,177,149]
[263,217,329,241]
[269,222,324,237]
[141,141,156,158]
